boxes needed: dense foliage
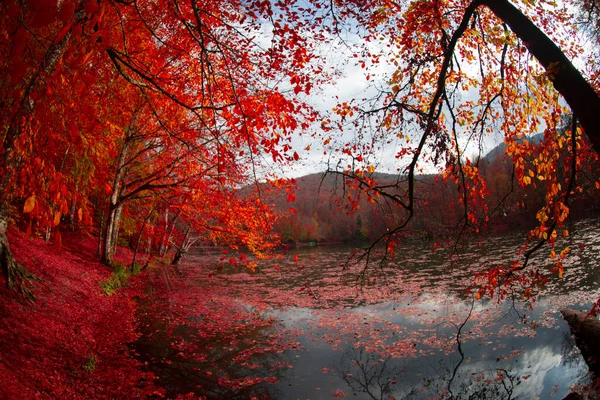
[2,0,600,397]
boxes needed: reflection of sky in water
[268,292,590,400]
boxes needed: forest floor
[0,229,164,399]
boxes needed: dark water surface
[136,219,600,399]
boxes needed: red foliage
[0,230,162,398]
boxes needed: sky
[256,0,590,180]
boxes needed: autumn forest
[2,0,600,398]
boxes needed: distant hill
[262,131,599,244]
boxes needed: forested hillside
[270,135,600,244]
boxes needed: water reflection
[134,289,296,399]
[134,218,600,398]
[270,295,591,399]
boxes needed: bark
[481,0,600,152]
[131,207,155,270]
[100,204,123,265]
[0,215,30,291]
[97,213,105,258]
[159,209,180,257]
[171,227,193,266]
[100,120,134,265]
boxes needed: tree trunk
[0,24,73,287]
[159,209,180,257]
[100,204,123,265]
[171,227,191,266]
[481,0,600,151]
[97,213,105,258]
[131,206,155,270]
[0,211,29,290]
[99,122,135,266]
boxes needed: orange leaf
[53,212,62,226]
[23,195,36,213]
[60,199,69,214]
[77,208,83,222]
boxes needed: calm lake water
[136,218,600,399]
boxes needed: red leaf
[30,7,58,28]
[53,22,73,45]
[84,1,99,15]
[58,1,75,22]
[289,208,297,215]
[287,191,296,203]
[54,229,62,249]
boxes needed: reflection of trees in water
[337,341,523,400]
[134,304,291,399]
[560,331,592,391]
[337,346,418,400]
[561,331,583,368]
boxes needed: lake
[135,218,600,399]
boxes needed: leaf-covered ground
[0,231,162,398]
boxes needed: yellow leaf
[367,165,375,174]
[23,195,36,213]
[528,169,534,177]
[542,232,548,240]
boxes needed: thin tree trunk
[110,205,122,258]
[100,118,136,265]
[160,209,180,257]
[171,227,191,266]
[69,181,79,226]
[100,204,123,265]
[97,213,105,258]
[131,206,155,270]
